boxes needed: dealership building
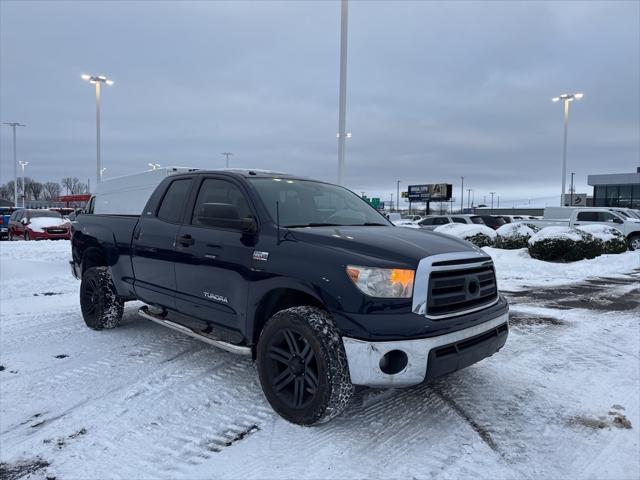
[588,168,640,209]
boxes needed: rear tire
[24,231,30,241]
[80,266,124,330]
[257,306,354,426]
[628,234,640,251]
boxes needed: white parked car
[417,215,485,231]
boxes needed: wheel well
[253,288,325,344]
[82,248,107,274]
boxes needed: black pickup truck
[71,170,509,425]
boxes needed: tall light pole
[336,0,349,186]
[490,191,496,214]
[460,176,464,214]
[396,180,400,213]
[552,92,583,206]
[18,161,29,208]
[3,122,25,206]
[222,152,233,168]
[82,74,114,187]
[467,188,472,210]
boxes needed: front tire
[24,231,30,241]
[80,266,124,330]
[629,234,640,251]
[257,306,354,426]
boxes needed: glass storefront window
[605,185,619,207]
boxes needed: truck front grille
[427,264,497,317]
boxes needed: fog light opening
[379,349,408,375]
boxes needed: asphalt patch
[33,292,63,297]
[509,311,565,327]
[0,459,50,480]
[54,354,68,359]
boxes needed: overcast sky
[1,0,639,207]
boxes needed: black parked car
[71,170,509,425]
[476,215,507,230]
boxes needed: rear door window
[451,217,466,223]
[576,212,598,221]
[432,217,450,225]
[191,178,253,226]
[157,179,191,223]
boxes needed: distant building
[588,168,640,209]
[0,198,13,208]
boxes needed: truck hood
[287,225,482,266]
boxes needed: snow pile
[576,224,627,254]
[28,217,69,232]
[393,220,420,229]
[434,223,496,247]
[495,223,538,249]
[528,226,583,245]
[485,246,640,289]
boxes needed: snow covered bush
[527,226,603,262]
[576,224,627,254]
[434,223,497,247]
[495,223,538,249]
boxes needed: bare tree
[61,177,74,195]
[29,181,43,201]
[0,181,15,202]
[43,181,62,200]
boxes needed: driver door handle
[178,234,195,247]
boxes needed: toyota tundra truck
[70,169,509,425]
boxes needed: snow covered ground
[1,240,639,479]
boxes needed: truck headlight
[346,266,415,298]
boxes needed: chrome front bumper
[342,311,509,387]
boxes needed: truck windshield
[249,178,391,228]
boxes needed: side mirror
[197,203,257,234]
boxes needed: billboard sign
[407,184,452,201]
[563,193,587,206]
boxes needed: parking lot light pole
[490,192,495,214]
[460,176,464,214]
[18,161,29,208]
[396,180,400,213]
[3,122,25,206]
[552,92,583,206]
[467,188,472,210]
[82,74,114,187]
[570,172,575,206]
[336,0,349,186]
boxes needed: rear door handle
[178,234,195,247]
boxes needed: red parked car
[8,209,71,241]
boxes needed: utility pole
[3,122,25,206]
[396,180,400,213]
[221,152,233,168]
[570,172,575,206]
[336,0,349,185]
[460,176,464,214]
[490,192,496,214]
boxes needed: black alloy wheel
[265,328,320,409]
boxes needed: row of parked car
[0,207,72,241]
[393,213,539,230]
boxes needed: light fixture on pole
[3,122,25,207]
[551,92,583,206]
[82,74,114,187]
[148,163,161,171]
[336,0,349,186]
[18,161,29,208]
[221,152,233,168]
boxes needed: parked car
[0,207,15,240]
[526,207,640,250]
[476,215,507,230]
[8,209,71,240]
[417,215,485,231]
[71,169,509,425]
